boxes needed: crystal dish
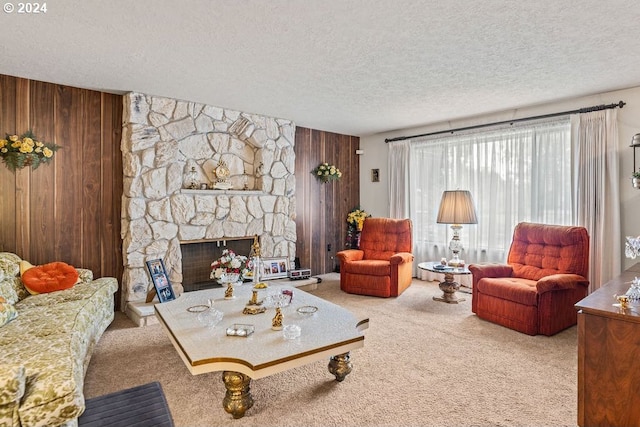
[219,272,241,284]
[186,304,210,313]
[226,324,255,337]
[296,305,318,315]
[283,324,301,340]
[264,293,292,308]
[196,308,224,328]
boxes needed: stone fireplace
[120,92,296,311]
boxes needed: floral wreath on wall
[0,130,60,171]
[311,162,342,183]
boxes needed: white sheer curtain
[388,140,411,219]
[571,109,621,292]
[409,118,573,279]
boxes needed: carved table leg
[433,271,466,304]
[328,352,352,382]
[222,371,254,419]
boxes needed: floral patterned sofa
[0,252,118,427]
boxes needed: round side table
[418,261,471,304]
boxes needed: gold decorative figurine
[250,235,261,284]
[224,283,234,299]
[616,294,630,310]
[271,307,283,330]
[250,235,261,258]
[248,290,259,305]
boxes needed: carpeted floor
[84,274,577,427]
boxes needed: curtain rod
[384,101,626,143]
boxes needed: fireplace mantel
[181,189,265,196]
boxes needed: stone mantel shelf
[180,189,265,196]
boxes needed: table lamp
[436,190,478,266]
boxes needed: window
[410,118,572,264]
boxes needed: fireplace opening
[180,238,253,292]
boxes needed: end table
[418,261,471,304]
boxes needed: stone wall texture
[121,92,296,305]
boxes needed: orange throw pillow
[21,262,79,295]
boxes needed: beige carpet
[84,274,577,427]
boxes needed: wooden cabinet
[575,263,640,427]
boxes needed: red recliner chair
[469,222,589,336]
[336,218,414,298]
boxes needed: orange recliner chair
[337,218,414,297]
[469,222,589,336]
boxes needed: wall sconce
[631,134,640,189]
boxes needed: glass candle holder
[282,324,301,340]
[197,308,223,329]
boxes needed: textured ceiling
[2,1,640,136]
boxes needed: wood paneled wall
[0,75,123,307]
[295,127,360,274]
[0,74,359,310]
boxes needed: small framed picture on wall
[371,169,380,182]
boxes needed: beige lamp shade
[436,190,478,224]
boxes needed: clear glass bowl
[220,272,240,284]
[264,292,292,308]
[197,308,224,329]
[296,305,318,316]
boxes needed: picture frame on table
[145,258,176,303]
[260,257,289,280]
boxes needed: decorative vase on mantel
[184,166,199,189]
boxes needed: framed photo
[146,258,176,303]
[260,257,289,280]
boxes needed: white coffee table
[154,283,368,419]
